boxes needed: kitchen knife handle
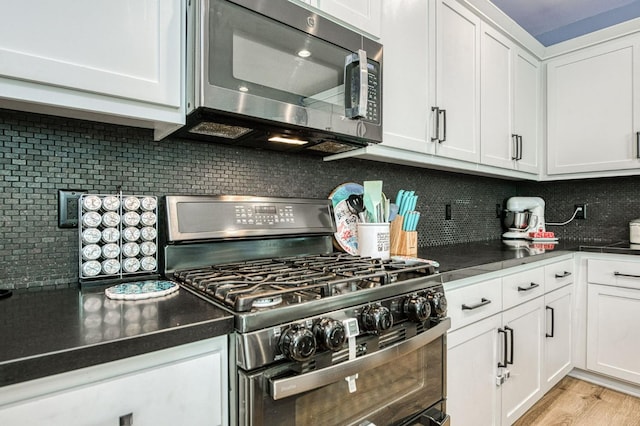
[431,107,440,142]
[546,306,555,338]
[511,134,518,160]
[462,297,491,310]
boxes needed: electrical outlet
[58,189,87,228]
[574,204,586,220]
[445,203,452,220]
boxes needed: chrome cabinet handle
[462,298,491,310]
[497,328,508,368]
[636,132,640,159]
[431,107,440,142]
[511,134,518,160]
[546,306,555,338]
[614,271,640,278]
[440,109,447,142]
[555,271,572,278]
[517,135,523,160]
[517,282,540,292]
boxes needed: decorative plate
[328,182,364,255]
[105,280,179,300]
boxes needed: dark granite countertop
[0,284,233,387]
[3,239,638,388]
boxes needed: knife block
[390,216,418,257]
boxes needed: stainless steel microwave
[177,0,383,154]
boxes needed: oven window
[241,336,445,426]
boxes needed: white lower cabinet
[543,285,573,392]
[500,297,545,425]
[0,337,228,426]
[586,258,640,385]
[448,314,502,426]
[447,257,575,425]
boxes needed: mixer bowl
[503,211,530,230]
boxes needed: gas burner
[253,296,283,308]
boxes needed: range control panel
[234,204,295,226]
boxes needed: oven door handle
[270,318,451,400]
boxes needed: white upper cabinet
[380,0,429,152]
[431,0,481,163]
[0,0,184,136]
[513,48,541,173]
[294,0,381,39]
[480,24,540,175]
[546,34,640,176]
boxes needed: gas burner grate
[172,254,436,312]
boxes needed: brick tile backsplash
[1,108,639,289]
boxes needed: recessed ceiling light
[297,49,311,58]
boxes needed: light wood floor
[513,376,640,425]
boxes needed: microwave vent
[188,122,253,139]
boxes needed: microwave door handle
[269,318,451,400]
[356,49,369,118]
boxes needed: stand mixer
[502,197,556,241]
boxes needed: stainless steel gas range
[162,195,450,426]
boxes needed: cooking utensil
[364,180,383,223]
[346,194,367,222]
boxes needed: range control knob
[427,291,448,317]
[403,295,431,322]
[279,324,316,362]
[313,318,347,352]
[360,304,393,334]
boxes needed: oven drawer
[446,278,502,332]
[503,266,545,309]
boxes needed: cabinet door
[307,0,381,38]
[0,343,227,426]
[501,297,544,426]
[380,0,430,152]
[480,24,514,170]
[547,36,640,174]
[0,0,181,108]
[447,314,502,426]
[433,0,480,163]
[544,285,573,392]
[513,48,541,174]
[587,283,640,384]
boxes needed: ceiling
[489,0,640,46]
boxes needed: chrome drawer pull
[461,298,491,310]
[555,271,571,278]
[614,271,640,279]
[517,282,540,292]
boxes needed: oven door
[196,0,383,143]
[237,320,450,426]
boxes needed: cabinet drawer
[544,258,574,293]
[446,278,502,331]
[503,267,545,309]
[588,258,640,289]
